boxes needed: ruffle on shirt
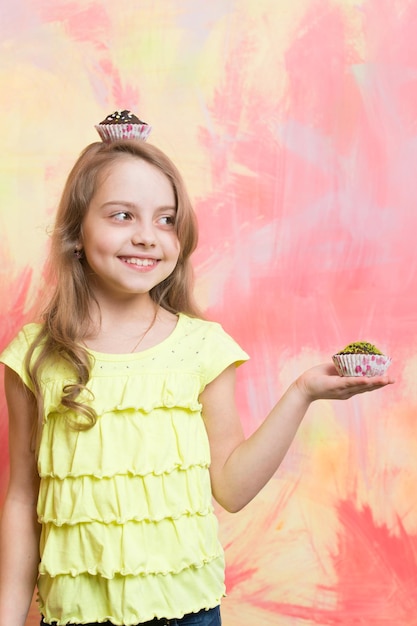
[38,559,225,626]
[38,370,210,478]
[38,408,210,478]
[39,513,222,578]
[41,370,203,419]
[38,468,213,525]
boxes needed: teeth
[124,258,156,267]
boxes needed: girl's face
[80,156,180,302]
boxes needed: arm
[0,366,41,626]
[201,362,394,513]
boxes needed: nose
[131,220,156,247]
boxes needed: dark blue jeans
[41,606,221,626]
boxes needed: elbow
[224,502,246,514]
[214,493,250,514]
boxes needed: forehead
[94,155,176,205]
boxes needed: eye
[158,214,176,227]
[112,211,132,222]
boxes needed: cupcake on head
[332,342,392,377]
[95,109,152,143]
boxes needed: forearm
[209,362,393,512]
[212,382,310,512]
[0,497,40,626]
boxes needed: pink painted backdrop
[1,1,417,624]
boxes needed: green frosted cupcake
[332,342,391,377]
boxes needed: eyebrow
[101,201,176,211]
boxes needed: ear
[74,228,84,249]
[74,243,84,260]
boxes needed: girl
[0,127,393,626]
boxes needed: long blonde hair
[26,139,201,439]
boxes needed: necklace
[129,320,155,353]
[129,307,158,353]
[82,307,159,354]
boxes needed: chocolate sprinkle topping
[99,110,147,125]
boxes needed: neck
[81,301,179,355]
[86,292,159,336]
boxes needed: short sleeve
[199,321,249,386]
[0,324,41,391]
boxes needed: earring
[74,246,83,260]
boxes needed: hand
[295,362,394,402]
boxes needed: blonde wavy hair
[26,139,201,441]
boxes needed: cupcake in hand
[332,342,392,377]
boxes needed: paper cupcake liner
[332,353,392,377]
[95,123,152,143]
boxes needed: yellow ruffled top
[0,314,249,625]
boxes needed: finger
[340,375,394,386]
[340,381,393,398]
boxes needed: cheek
[168,232,181,255]
[82,227,114,255]
[82,240,112,272]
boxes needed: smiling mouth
[121,257,159,267]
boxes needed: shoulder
[1,323,43,357]
[179,313,246,347]
[179,313,233,337]
[18,322,43,344]
[177,314,249,385]
[178,314,232,347]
